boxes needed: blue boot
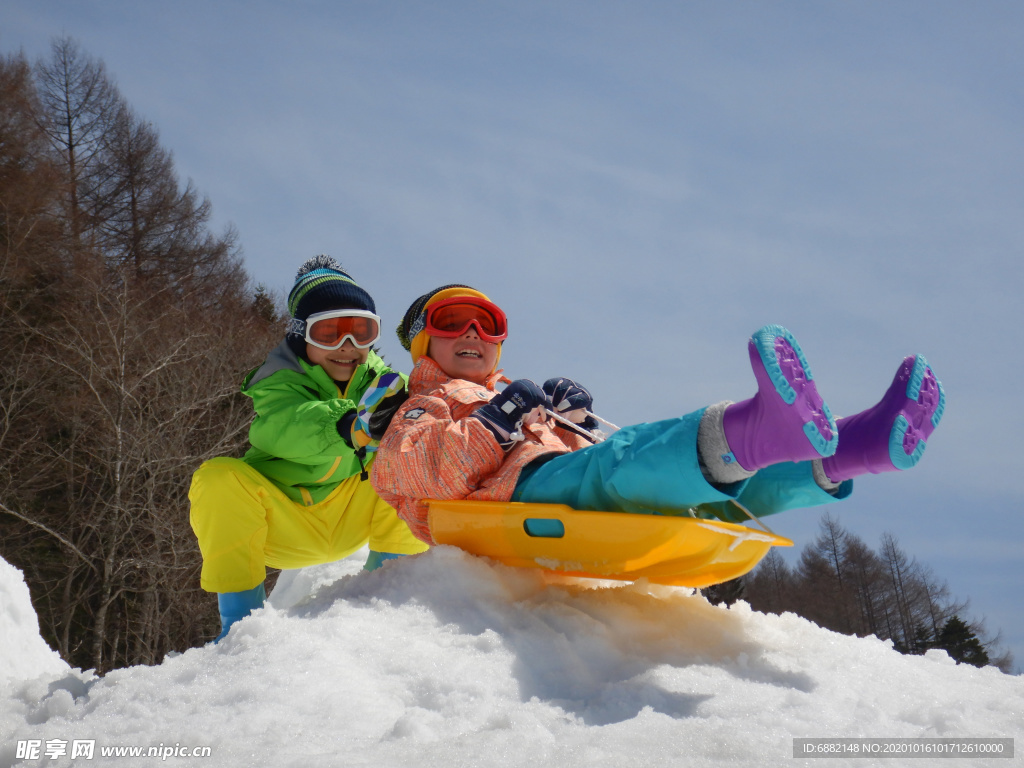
[215,583,266,643]
[364,551,404,571]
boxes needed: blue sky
[5,1,1023,669]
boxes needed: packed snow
[1,549,1020,767]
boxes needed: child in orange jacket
[371,285,944,545]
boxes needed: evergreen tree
[936,616,990,668]
[702,577,746,607]
[252,283,280,324]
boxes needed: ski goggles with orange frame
[301,309,381,350]
[423,297,508,343]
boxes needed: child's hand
[473,379,549,450]
[543,377,597,429]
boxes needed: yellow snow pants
[189,457,428,593]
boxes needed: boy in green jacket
[189,256,428,642]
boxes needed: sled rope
[727,498,779,538]
[543,408,603,442]
[586,411,621,433]
[542,408,621,443]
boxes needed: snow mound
[1,548,1020,768]
[0,557,68,684]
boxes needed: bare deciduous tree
[33,37,122,261]
[743,513,1013,673]
[1,37,282,672]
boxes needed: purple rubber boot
[821,355,945,483]
[722,325,838,471]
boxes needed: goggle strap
[409,312,428,341]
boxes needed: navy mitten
[473,379,549,450]
[543,377,597,430]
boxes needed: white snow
[1,548,1021,767]
[0,559,67,684]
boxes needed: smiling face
[427,327,500,385]
[305,339,369,383]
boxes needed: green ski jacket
[241,341,406,505]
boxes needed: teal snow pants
[512,408,852,522]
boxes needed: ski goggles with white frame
[299,309,381,350]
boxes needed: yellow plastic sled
[426,499,792,588]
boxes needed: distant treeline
[704,512,1013,673]
[1,37,281,672]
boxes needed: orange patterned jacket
[370,356,590,544]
